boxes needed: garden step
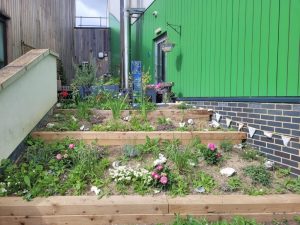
[31,131,246,146]
[0,195,299,225]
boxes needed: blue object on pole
[131,61,142,95]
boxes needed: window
[0,14,7,69]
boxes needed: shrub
[227,177,242,192]
[193,171,216,193]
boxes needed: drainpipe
[120,0,130,90]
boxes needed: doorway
[154,34,167,83]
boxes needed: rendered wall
[131,0,300,98]
[0,49,57,159]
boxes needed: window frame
[0,13,8,67]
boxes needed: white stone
[220,167,236,177]
[123,116,131,121]
[195,186,205,193]
[233,144,243,150]
[264,160,274,169]
[46,123,55,128]
[187,119,194,125]
[154,189,161,194]
[80,125,85,131]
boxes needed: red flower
[60,90,68,98]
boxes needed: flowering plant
[151,164,170,190]
[202,143,222,165]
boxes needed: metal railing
[75,16,108,28]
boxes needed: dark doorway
[154,34,167,83]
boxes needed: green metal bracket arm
[166,22,181,36]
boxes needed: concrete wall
[0,49,57,159]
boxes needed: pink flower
[151,171,157,177]
[208,143,216,151]
[154,174,161,180]
[156,164,164,171]
[56,154,62,160]
[69,144,75,149]
[216,152,222,158]
[159,176,168,184]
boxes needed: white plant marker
[282,136,291,147]
[215,113,221,122]
[226,118,232,127]
[238,123,244,131]
[248,126,256,138]
[264,131,273,138]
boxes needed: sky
[76,0,108,27]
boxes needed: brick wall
[188,101,300,176]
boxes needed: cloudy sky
[76,0,108,27]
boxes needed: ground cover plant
[0,138,299,201]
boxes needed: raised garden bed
[31,131,246,146]
[0,195,299,225]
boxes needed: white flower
[71,116,77,122]
[187,119,194,125]
[90,186,101,195]
[179,122,186,128]
[166,118,171,123]
[153,153,167,166]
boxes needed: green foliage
[284,178,300,194]
[77,102,91,120]
[243,165,272,186]
[193,171,216,193]
[169,173,189,196]
[201,144,222,165]
[275,167,291,178]
[220,139,233,152]
[241,148,264,161]
[227,177,242,192]
[176,102,191,110]
[245,187,268,196]
[129,116,154,131]
[123,145,141,158]
[294,215,300,224]
[107,93,129,120]
[72,57,97,87]
[137,136,160,156]
[157,116,172,125]
[172,215,263,225]
[92,120,130,131]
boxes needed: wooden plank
[31,131,247,146]
[168,194,300,214]
[1,213,298,225]
[0,195,168,216]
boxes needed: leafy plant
[243,165,272,186]
[284,178,300,193]
[169,173,189,196]
[137,136,160,156]
[227,177,242,192]
[106,93,129,120]
[193,171,216,193]
[157,116,172,125]
[245,187,268,196]
[92,120,130,131]
[241,148,263,161]
[129,116,154,131]
[77,102,91,120]
[275,167,291,178]
[220,139,233,152]
[72,56,97,87]
[201,143,222,165]
[123,145,141,158]
[177,102,191,110]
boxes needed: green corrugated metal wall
[131,0,300,97]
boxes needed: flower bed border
[31,131,247,146]
[0,194,299,225]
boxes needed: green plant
[294,215,300,224]
[241,148,264,161]
[106,93,129,120]
[220,139,233,152]
[123,145,141,158]
[129,116,154,131]
[227,177,242,192]
[72,56,97,87]
[137,136,160,156]
[92,120,130,131]
[201,143,222,165]
[193,171,216,193]
[169,173,189,196]
[245,187,268,196]
[275,167,291,178]
[157,116,172,125]
[244,165,272,186]
[284,177,300,193]
[77,102,91,120]
[177,102,191,110]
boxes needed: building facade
[131,0,300,175]
[0,0,75,83]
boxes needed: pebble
[46,123,55,128]
[220,167,236,177]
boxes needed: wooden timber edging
[0,195,299,225]
[31,131,247,145]
[55,109,213,121]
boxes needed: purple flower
[156,164,164,171]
